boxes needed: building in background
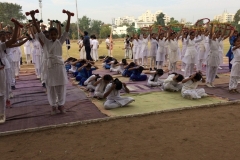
[180,18,186,24]
[214,11,234,23]
[138,10,170,24]
[114,16,136,26]
[112,25,128,35]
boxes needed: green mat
[93,92,227,117]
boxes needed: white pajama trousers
[92,49,98,61]
[196,59,204,72]
[13,61,20,76]
[147,80,163,87]
[125,49,130,58]
[182,88,206,99]
[46,85,66,107]
[184,63,195,78]
[163,83,182,92]
[26,54,31,64]
[94,92,104,99]
[150,56,156,68]
[229,76,239,90]
[168,62,177,72]
[34,55,41,77]
[142,56,148,66]
[206,66,218,83]
[104,98,134,110]
[157,61,164,69]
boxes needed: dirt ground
[1,104,240,160]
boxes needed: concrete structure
[180,18,186,24]
[214,11,235,23]
[138,10,170,24]
[114,16,136,26]
[112,25,128,35]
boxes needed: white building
[134,21,154,29]
[112,25,128,35]
[138,10,170,24]
[114,16,136,26]
[180,18,186,24]
[214,11,235,23]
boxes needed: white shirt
[92,39,99,50]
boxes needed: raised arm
[103,84,115,98]
[5,22,20,48]
[232,43,240,51]
[59,11,71,44]
[9,37,30,48]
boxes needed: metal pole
[39,0,42,20]
[75,0,80,40]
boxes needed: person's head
[107,35,110,38]
[80,35,84,40]
[113,59,118,64]
[172,73,184,82]
[183,31,188,37]
[90,35,94,39]
[48,27,58,41]
[93,35,97,39]
[170,31,176,39]
[5,31,11,40]
[107,57,113,62]
[85,63,92,70]
[0,31,6,42]
[113,78,122,90]
[43,30,50,39]
[143,33,148,39]
[122,59,127,65]
[156,69,164,76]
[233,36,240,46]
[192,72,202,82]
[137,66,144,73]
[233,30,238,37]
[189,31,195,39]
[94,74,101,81]
[103,74,113,83]
[84,31,88,36]
[129,62,135,68]
[80,59,87,65]
[159,32,164,39]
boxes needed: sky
[2,0,239,24]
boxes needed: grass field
[20,39,231,62]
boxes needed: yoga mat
[203,83,240,101]
[93,92,227,117]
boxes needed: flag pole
[75,0,80,40]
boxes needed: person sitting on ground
[103,78,134,110]
[145,69,165,87]
[122,62,135,77]
[94,74,113,99]
[163,72,184,92]
[76,62,98,86]
[129,66,147,81]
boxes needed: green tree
[61,21,78,39]
[154,13,165,26]
[78,16,91,31]
[167,17,179,25]
[90,20,103,37]
[233,9,240,32]
[99,25,111,39]
[0,2,26,26]
[126,24,135,35]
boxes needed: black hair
[103,74,113,81]
[122,59,127,65]
[94,74,101,81]
[0,30,6,34]
[86,63,92,68]
[175,74,184,82]
[190,31,195,36]
[170,32,176,37]
[80,59,87,64]
[107,35,110,38]
[113,78,122,90]
[90,35,94,38]
[151,69,163,81]
[193,73,202,81]
[129,62,135,68]
[48,27,58,34]
[107,57,113,61]
[113,59,118,64]
[233,36,240,46]
[80,35,84,39]
[137,66,144,73]
[84,31,88,36]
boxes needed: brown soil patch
[1,104,240,160]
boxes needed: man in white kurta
[23,40,32,64]
[37,31,69,108]
[11,47,21,77]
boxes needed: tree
[90,20,103,37]
[155,13,165,26]
[167,17,179,25]
[78,16,91,31]
[0,2,26,26]
[126,23,135,35]
[99,25,111,39]
[233,9,240,32]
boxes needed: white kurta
[156,38,166,62]
[163,74,182,91]
[181,80,206,99]
[149,39,158,57]
[38,32,69,86]
[103,83,134,109]
[168,39,179,63]
[147,73,163,87]
[94,78,109,98]
[132,39,138,60]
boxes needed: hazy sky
[2,0,239,24]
